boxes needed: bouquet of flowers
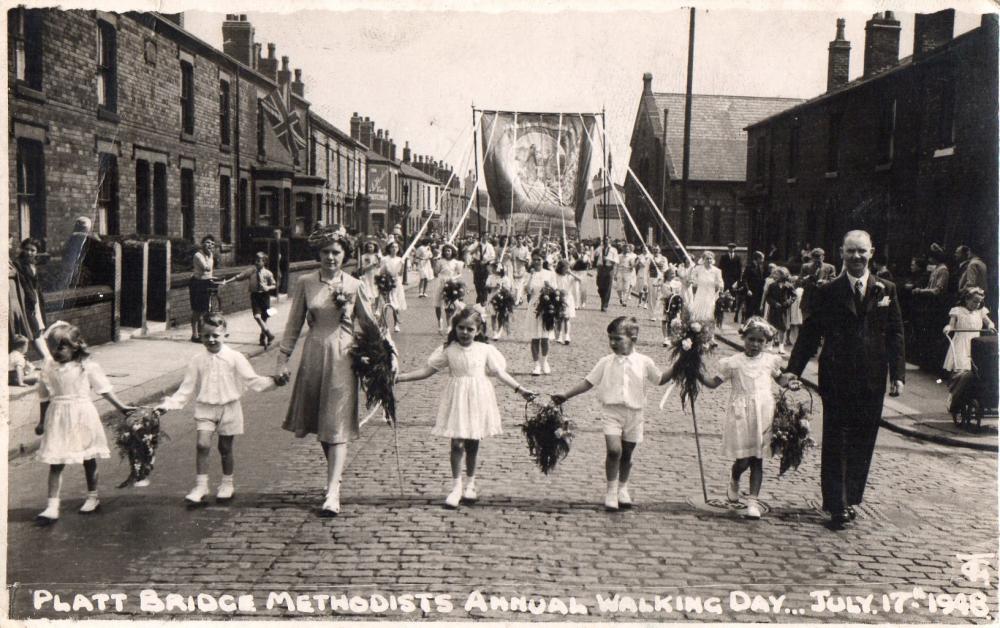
[374,271,397,299]
[442,279,466,310]
[112,407,168,487]
[491,287,516,329]
[667,309,715,407]
[350,318,398,425]
[534,285,567,331]
[521,402,575,474]
[770,389,816,475]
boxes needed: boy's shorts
[602,404,644,443]
[250,292,271,320]
[194,400,244,436]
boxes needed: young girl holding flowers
[396,307,536,508]
[486,263,515,340]
[697,317,796,519]
[34,322,136,523]
[554,260,581,345]
[525,250,559,375]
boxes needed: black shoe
[826,510,850,531]
[846,506,858,521]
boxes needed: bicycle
[206,278,226,314]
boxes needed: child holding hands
[34,322,135,523]
[397,307,536,508]
[697,317,797,519]
[552,316,676,511]
[156,313,285,505]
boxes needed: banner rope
[448,109,500,243]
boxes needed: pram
[947,331,998,431]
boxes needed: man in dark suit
[785,230,905,530]
[739,250,766,321]
[719,242,743,318]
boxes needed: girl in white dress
[658,268,686,346]
[433,243,465,333]
[415,241,434,298]
[554,260,581,345]
[34,322,135,523]
[397,307,535,508]
[524,250,559,375]
[944,287,996,372]
[700,317,794,519]
[688,252,725,323]
[380,241,407,332]
[634,247,651,309]
[358,241,382,297]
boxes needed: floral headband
[307,226,349,250]
[739,316,777,340]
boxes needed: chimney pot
[642,72,653,90]
[239,14,247,20]
[281,55,289,71]
[294,69,301,80]
[267,43,276,58]
[863,10,901,78]
[827,17,852,91]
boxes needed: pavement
[713,325,999,452]
[5,275,998,622]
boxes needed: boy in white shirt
[156,313,285,505]
[553,316,676,511]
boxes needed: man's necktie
[854,279,864,309]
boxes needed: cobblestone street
[7,276,998,622]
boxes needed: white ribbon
[658,381,677,410]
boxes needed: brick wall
[43,286,115,345]
[745,17,998,276]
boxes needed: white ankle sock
[195,474,209,488]
[220,474,234,486]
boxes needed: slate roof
[640,93,803,182]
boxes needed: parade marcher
[658,267,685,346]
[524,250,558,375]
[415,239,435,298]
[157,313,284,505]
[34,321,136,523]
[571,245,590,309]
[763,266,796,354]
[358,240,382,296]
[698,317,796,519]
[634,246,652,309]
[380,240,408,332]
[189,236,218,343]
[554,260,581,345]
[688,251,725,325]
[277,227,377,516]
[433,243,465,334]
[396,307,536,509]
[785,230,905,530]
[552,316,676,511]
[485,263,514,340]
[648,245,669,321]
[615,243,638,307]
[594,237,619,311]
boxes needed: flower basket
[534,285,567,331]
[112,407,168,487]
[491,287,516,328]
[520,401,575,474]
[770,387,816,475]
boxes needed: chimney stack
[389,140,397,162]
[827,18,851,91]
[642,72,653,92]
[291,69,304,97]
[913,9,955,58]
[222,13,254,67]
[278,55,292,93]
[359,117,374,149]
[863,11,901,78]
[258,43,278,81]
[403,141,411,163]
[350,113,361,142]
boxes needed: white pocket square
[877,296,892,307]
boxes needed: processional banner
[480,111,597,223]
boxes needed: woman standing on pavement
[10,237,51,360]
[277,227,376,517]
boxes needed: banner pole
[472,105,483,243]
[601,110,608,241]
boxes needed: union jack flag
[260,87,306,154]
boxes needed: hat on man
[727,242,737,249]
[810,247,825,258]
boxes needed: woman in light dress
[277,228,376,517]
[379,240,407,332]
[415,240,435,298]
[358,240,382,296]
[687,251,725,324]
[433,243,465,333]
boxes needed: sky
[173,3,984,185]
